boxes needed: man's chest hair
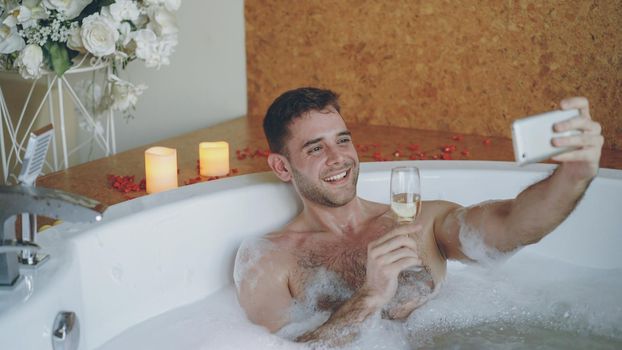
[288,214,394,290]
[294,237,368,290]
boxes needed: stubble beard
[291,162,359,208]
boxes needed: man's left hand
[551,97,603,180]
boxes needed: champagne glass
[390,166,422,224]
[391,166,423,275]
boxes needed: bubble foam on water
[400,255,622,349]
[100,253,622,350]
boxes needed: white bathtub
[0,161,621,349]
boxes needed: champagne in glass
[390,166,422,224]
[390,166,424,278]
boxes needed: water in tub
[99,251,622,349]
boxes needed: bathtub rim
[102,160,621,223]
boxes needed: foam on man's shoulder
[455,202,518,267]
[233,236,279,290]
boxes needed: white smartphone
[511,109,581,165]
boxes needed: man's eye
[338,138,351,144]
[308,146,322,154]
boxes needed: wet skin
[266,199,448,319]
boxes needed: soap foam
[99,253,622,350]
[456,202,517,266]
[403,255,622,349]
[277,268,354,341]
[233,237,276,291]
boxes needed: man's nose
[325,145,345,165]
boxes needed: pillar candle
[199,141,229,176]
[145,146,178,194]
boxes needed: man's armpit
[432,201,470,261]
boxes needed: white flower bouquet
[0,0,180,114]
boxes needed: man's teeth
[324,171,347,182]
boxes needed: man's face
[283,108,360,207]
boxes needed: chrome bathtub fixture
[0,185,107,287]
[52,311,80,350]
[16,124,54,267]
[0,240,40,254]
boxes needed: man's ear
[267,153,292,182]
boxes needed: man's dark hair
[263,87,341,155]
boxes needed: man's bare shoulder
[234,233,297,332]
[237,232,297,266]
[233,233,294,279]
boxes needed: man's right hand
[362,223,423,309]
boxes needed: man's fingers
[370,235,418,258]
[370,223,422,247]
[381,247,420,265]
[554,117,600,135]
[560,96,590,119]
[552,148,601,162]
[389,257,423,274]
[552,133,604,148]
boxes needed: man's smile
[322,168,351,184]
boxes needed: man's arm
[234,238,293,332]
[295,287,383,346]
[236,225,423,346]
[434,97,603,261]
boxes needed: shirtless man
[234,87,603,345]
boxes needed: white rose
[131,29,176,68]
[16,3,48,28]
[0,19,26,54]
[43,0,93,20]
[81,13,119,57]
[15,44,44,79]
[108,0,140,23]
[66,25,84,51]
[147,7,178,36]
[157,34,177,62]
[16,6,35,28]
[131,29,157,64]
[109,76,147,112]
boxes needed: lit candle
[199,141,230,176]
[145,146,178,194]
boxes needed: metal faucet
[0,185,107,287]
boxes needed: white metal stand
[0,58,116,184]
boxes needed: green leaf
[45,42,72,76]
